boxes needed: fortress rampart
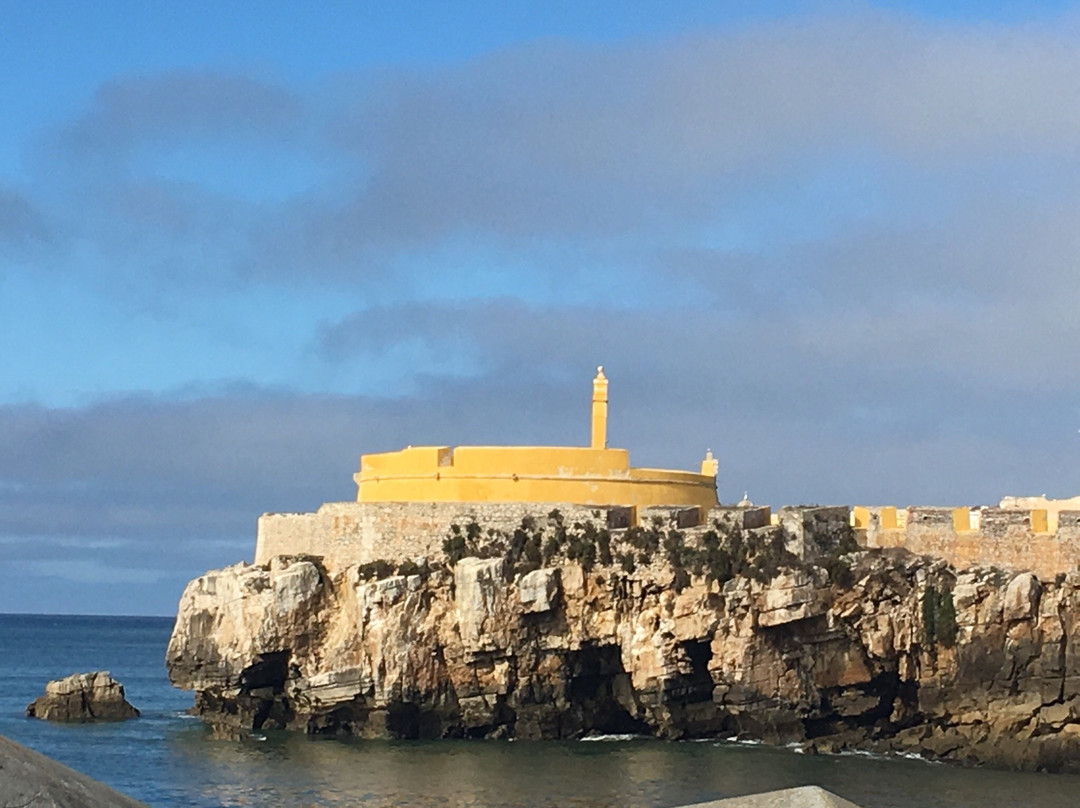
[257,502,605,571]
[854,505,1080,580]
[255,501,773,573]
[256,499,1080,581]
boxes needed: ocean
[1,613,1079,808]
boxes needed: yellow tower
[591,366,608,449]
[700,449,718,478]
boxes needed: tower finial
[700,449,718,478]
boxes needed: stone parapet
[257,498,1080,581]
[257,501,612,572]
[857,504,1080,579]
[708,506,772,531]
[777,506,851,561]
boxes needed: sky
[3,1,1080,615]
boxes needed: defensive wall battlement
[853,505,1080,580]
[256,500,1080,580]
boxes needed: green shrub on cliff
[524,533,542,565]
[566,531,597,572]
[625,524,661,561]
[662,529,685,565]
[692,523,800,586]
[443,534,467,566]
[938,591,958,646]
[749,532,798,582]
[596,527,613,566]
[834,524,860,555]
[439,509,822,591]
[507,517,545,578]
[823,555,855,589]
[357,559,395,580]
[396,559,424,578]
[672,567,691,593]
[922,585,958,647]
[542,535,561,565]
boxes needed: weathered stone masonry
[259,499,1080,580]
[256,502,775,573]
[856,506,1080,580]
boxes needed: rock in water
[0,732,148,807]
[27,671,140,722]
[680,786,863,807]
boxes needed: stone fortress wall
[257,502,605,572]
[255,501,775,573]
[257,498,1080,581]
[854,500,1080,580]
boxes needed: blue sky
[3,1,1080,615]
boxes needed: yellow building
[354,368,719,510]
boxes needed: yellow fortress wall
[353,367,719,510]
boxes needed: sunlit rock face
[26,671,140,722]
[167,519,1080,772]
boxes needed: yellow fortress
[354,368,720,510]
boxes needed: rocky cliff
[167,514,1080,772]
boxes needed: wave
[579,733,646,742]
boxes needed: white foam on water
[838,748,878,758]
[579,733,644,742]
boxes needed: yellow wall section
[355,446,717,509]
[852,506,897,530]
[353,369,719,509]
[953,507,973,533]
[1031,509,1049,533]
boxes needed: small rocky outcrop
[166,514,1080,772]
[27,672,140,722]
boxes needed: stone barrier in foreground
[0,733,148,808]
[678,785,863,807]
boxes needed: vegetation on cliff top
[437,510,854,594]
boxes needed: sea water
[1,614,1079,808]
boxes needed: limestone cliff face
[167,525,1080,772]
